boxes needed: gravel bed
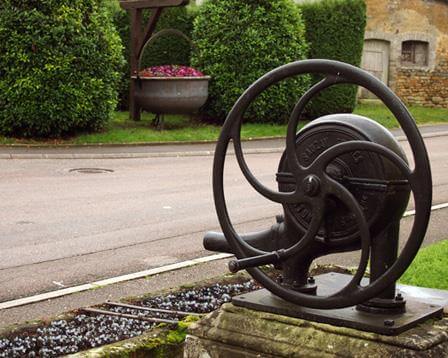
[0,280,257,357]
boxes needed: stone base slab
[184,303,448,357]
[232,273,446,336]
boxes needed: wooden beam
[130,8,142,74]
[120,0,189,121]
[120,0,188,9]
[138,8,163,60]
[129,8,143,120]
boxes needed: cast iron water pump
[204,60,442,335]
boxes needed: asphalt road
[0,133,447,303]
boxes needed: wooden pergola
[119,0,190,120]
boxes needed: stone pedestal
[184,303,448,357]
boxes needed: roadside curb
[0,253,233,311]
[1,130,448,160]
[395,131,448,142]
[0,148,280,160]
[0,135,283,149]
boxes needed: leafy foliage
[191,0,310,124]
[0,0,124,138]
[300,0,366,118]
[112,4,195,110]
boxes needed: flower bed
[139,65,204,78]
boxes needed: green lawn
[400,240,448,290]
[1,102,447,145]
[71,112,289,145]
[354,101,448,129]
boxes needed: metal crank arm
[228,250,286,273]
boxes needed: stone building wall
[364,0,448,107]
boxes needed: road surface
[0,134,447,303]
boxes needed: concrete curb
[0,148,281,160]
[0,253,233,311]
[1,130,448,160]
[395,131,448,142]
[0,135,284,149]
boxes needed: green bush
[300,0,366,118]
[191,0,310,124]
[113,4,195,110]
[0,0,124,138]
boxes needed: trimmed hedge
[191,0,310,124]
[113,4,195,110]
[300,0,366,118]
[0,0,123,138]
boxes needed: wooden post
[120,0,190,121]
[129,8,142,121]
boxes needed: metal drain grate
[69,168,114,174]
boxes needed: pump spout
[203,227,278,254]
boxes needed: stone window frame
[397,33,436,71]
[401,41,429,67]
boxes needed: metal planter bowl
[132,76,211,114]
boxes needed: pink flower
[139,65,205,78]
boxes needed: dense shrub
[191,0,310,124]
[0,0,123,138]
[113,4,195,110]
[300,0,366,118]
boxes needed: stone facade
[363,0,448,107]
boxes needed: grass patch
[0,102,447,145]
[400,240,448,290]
[354,101,448,128]
[72,112,289,144]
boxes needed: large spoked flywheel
[212,60,432,309]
